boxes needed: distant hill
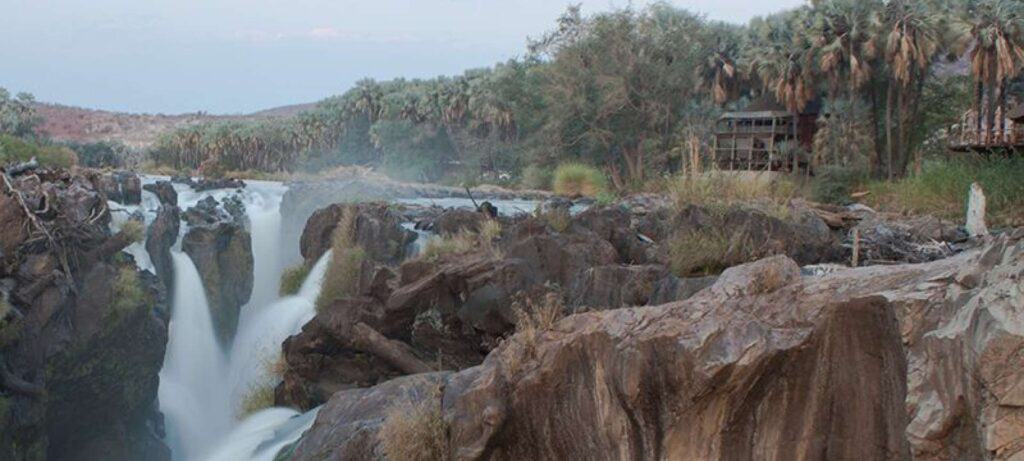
[31,102,314,149]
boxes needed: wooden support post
[851,229,860,267]
[768,117,776,171]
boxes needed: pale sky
[0,0,804,114]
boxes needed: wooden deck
[949,109,1024,152]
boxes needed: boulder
[567,264,668,310]
[503,217,619,288]
[300,203,414,267]
[171,175,244,192]
[289,234,1024,461]
[182,197,253,346]
[95,171,142,205]
[432,209,486,236]
[647,274,717,305]
[142,181,177,207]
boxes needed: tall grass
[865,157,1024,227]
[315,210,367,312]
[379,395,448,461]
[279,263,311,296]
[670,171,800,216]
[668,230,758,277]
[552,163,607,197]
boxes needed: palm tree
[812,0,883,99]
[746,8,819,112]
[965,0,1024,144]
[696,22,745,106]
[881,0,943,178]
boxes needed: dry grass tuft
[553,163,607,197]
[535,206,571,233]
[112,266,147,316]
[668,230,758,277]
[379,395,449,461]
[418,220,502,262]
[237,383,276,419]
[501,293,565,378]
[316,209,367,312]
[119,219,145,244]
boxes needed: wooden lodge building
[712,97,820,173]
[949,103,1024,152]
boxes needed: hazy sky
[0,0,804,114]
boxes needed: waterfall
[158,252,233,460]
[153,178,329,461]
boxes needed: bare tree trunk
[886,80,895,180]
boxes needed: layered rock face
[182,196,254,346]
[93,170,142,205]
[0,168,168,460]
[289,233,1024,461]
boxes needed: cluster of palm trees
[151,0,1024,183]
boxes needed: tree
[746,8,820,112]
[880,0,945,178]
[965,0,1024,143]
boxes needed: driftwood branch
[349,322,434,375]
[6,157,38,177]
[0,170,76,292]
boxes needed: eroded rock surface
[182,196,253,346]
[291,234,1024,461]
[300,203,414,266]
[0,168,168,460]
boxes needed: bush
[520,165,553,190]
[379,396,448,461]
[119,220,145,244]
[552,163,607,197]
[315,210,367,312]
[865,157,1024,227]
[668,229,757,277]
[536,206,571,233]
[811,165,868,205]
[279,263,311,296]
[112,266,147,316]
[0,135,77,168]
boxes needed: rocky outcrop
[94,171,142,205]
[182,195,253,346]
[170,175,245,192]
[567,264,668,310]
[299,203,414,266]
[0,167,168,460]
[142,180,177,207]
[290,233,1024,461]
[145,205,179,294]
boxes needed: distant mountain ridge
[31,101,316,149]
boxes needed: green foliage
[811,165,869,205]
[0,88,39,138]
[112,266,147,317]
[119,220,145,244]
[0,135,78,168]
[519,164,553,190]
[865,157,1024,227]
[552,163,607,197]
[279,263,312,296]
[316,211,367,312]
[64,141,130,168]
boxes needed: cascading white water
[153,178,328,461]
[158,252,233,460]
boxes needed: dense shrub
[0,135,77,168]
[811,165,868,205]
[111,266,147,316]
[552,163,607,197]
